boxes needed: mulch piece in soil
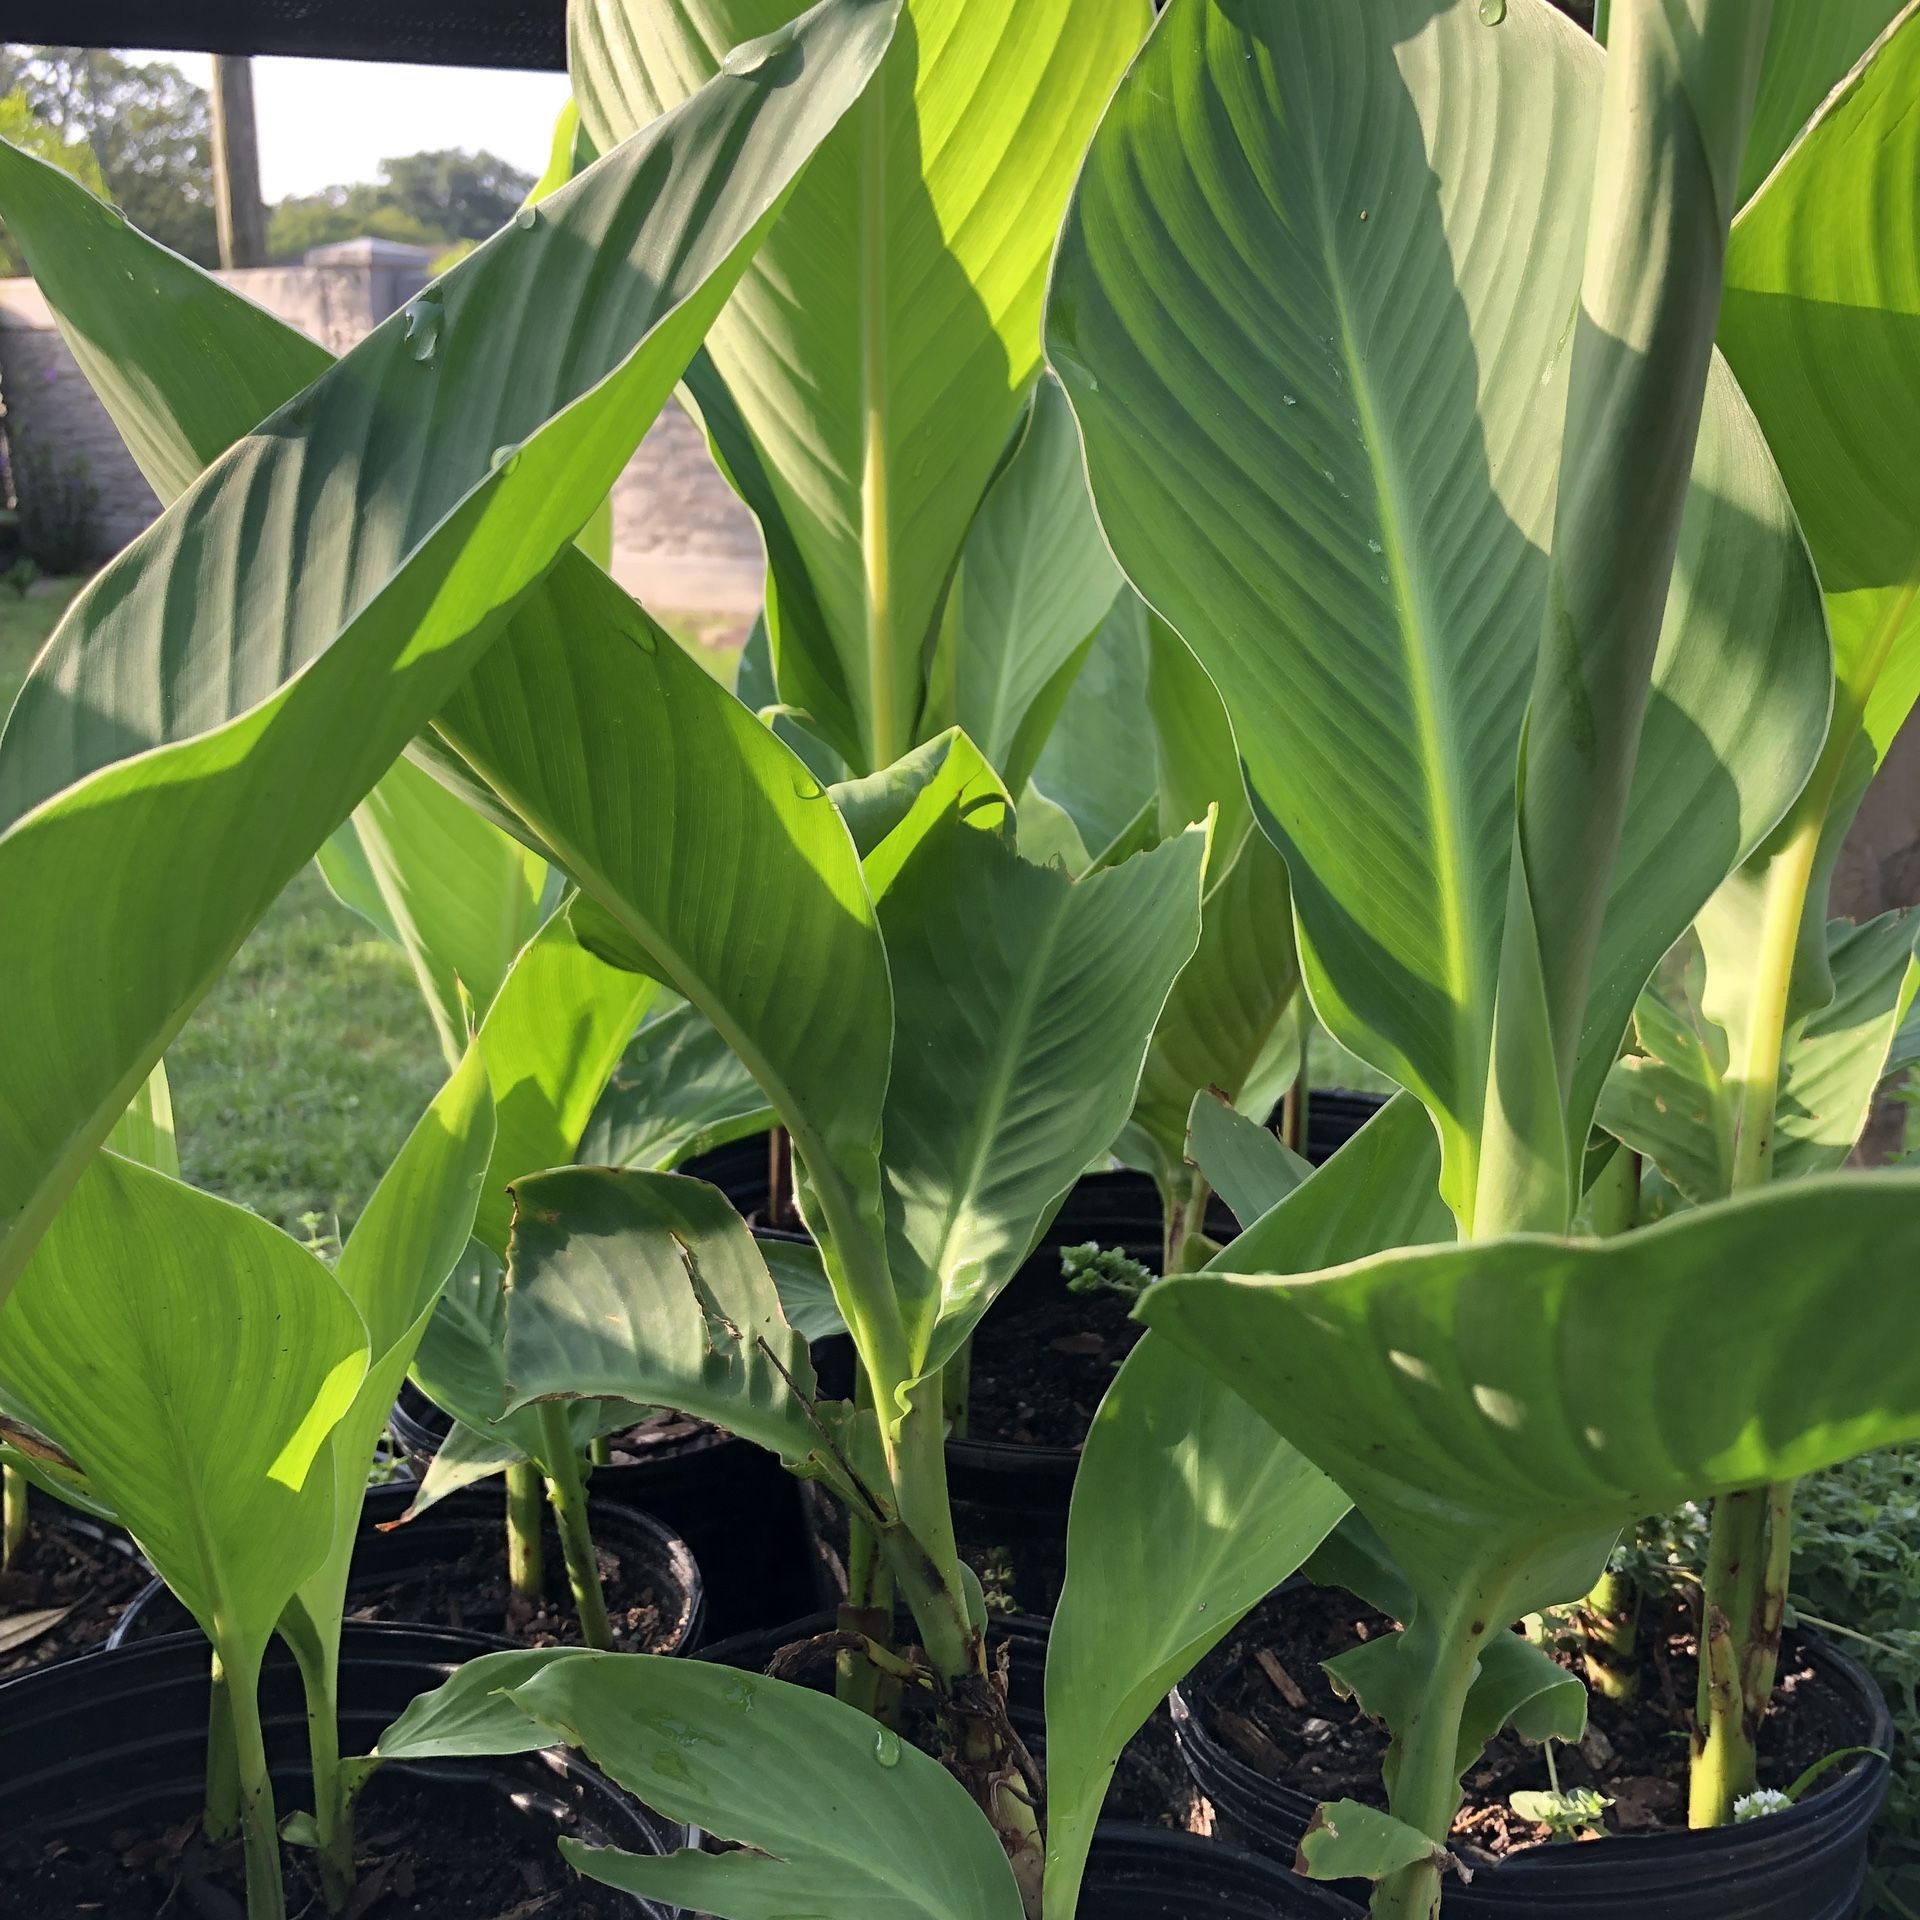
[965,1281,1143,1450]
[350,1525,674,1653]
[0,1766,637,1920]
[1192,1583,1859,1859]
[0,1521,148,1678]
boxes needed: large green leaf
[0,1154,366,1664]
[409,1240,634,1489]
[1041,1093,1447,1919]
[878,802,1205,1379]
[375,1650,1026,1920]
[1047,0,1830,1223]
[576,995,775,1172]
[428,561,904,1392]
[318,754,550,1065]
[1028,593,1158,859]
[1722,3,1920,769]
[0,0,899,1302]
[1144,1171,1920,1607]
[499,1167,854,1489]
[1737,0,1910,209]
[292,1045,495,1648]
[1131,822,1298,1187]
[106,1061,178,1178]
[573,0,1150,773]
[470,909,657,1255]
[920,373,1122,787]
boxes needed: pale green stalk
[537,1406,615,1651]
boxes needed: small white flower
[1734,1789,1793,1823]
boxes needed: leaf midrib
[1313,158,1484,1135]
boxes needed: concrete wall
[0,246,762,623]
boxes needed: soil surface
[0,1766,637,1919]
[352,1515,683,1653]
[0,1519,148,1677]
[965,1281,1144,1450]
[1186,1583,1863,1858]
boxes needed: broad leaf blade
[922,373,1122,786]
[1048,0,1830,1220]
[1145,1172,1920,1591]
[1722,4,1920,768]
[471,909,657,1255]
[878,804,1205,1377]
[1186,1091,1309,1230]
[527,1659,1026,1920]
[0,1155,366,1659]
[574,0,1150,773]
[0,2,899,1300]
[500,1168,842,1480]
[298,1045,495,1636]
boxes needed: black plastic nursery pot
[1172,1621,1892,1920]
[110,1485,706,1655]
[390,1386,816,1641]
[0,1622,676,1918]
[1082,1825,1363,1918]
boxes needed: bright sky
[131,51,572,202]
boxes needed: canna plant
[1590,0,1920,1827]
[1033,0,1920,1914]
[0,6,1209,1912]
[0,1045,492,1916]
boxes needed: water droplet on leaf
[1479,0,1507,21]
[1367,538,1383,555]
[515,204,540,231]
[402,293,442,364]
[721,24,795,75]
[793,773,823,800]
[1281,393,1297,407]
[873,1728,902,1768]
[489,444,520,473]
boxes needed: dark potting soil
[0,1521,148,1677]
[747,1622,1204,1832]
[352,1523,674,1653]
[1192,1584,1859,1858]
[0,1767,635,1920]
[965,1281,1142,1450]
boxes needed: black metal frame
[2,2,568,71]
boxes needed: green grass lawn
[167,865,447,1242]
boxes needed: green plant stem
[1163,1167,1216,1275]
[205,1647,241,1842]
[223,1648,288,1920]
[1593,0,1611,45]
[282,1603,355,1912]
[942,1338,972,1441]
[588,1435,610,1468]
[1580,1566,1641,1704]
[882,1384,1045,1918]
[1369,1589,1503,1920]
[1693,805,1821,1823]
[537,1409,615,1650]
[2,1463,26,1568]
[839,1364,902,1721]
[505,1460,544,1601]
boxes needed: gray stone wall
[0,246,762,623]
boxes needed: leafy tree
[266,150,534,263]
[0,47,217,265]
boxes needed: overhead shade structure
[2,0,568,69]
